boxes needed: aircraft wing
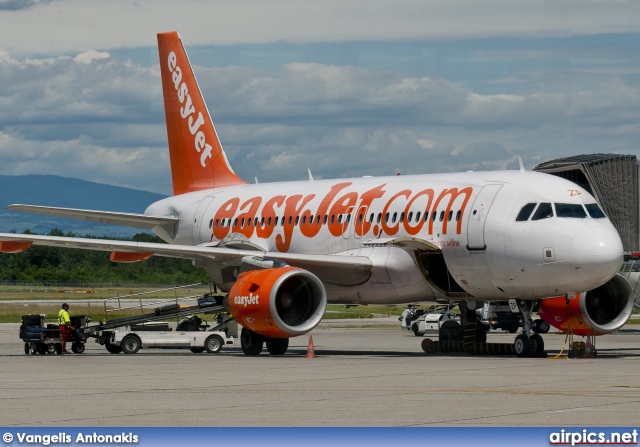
[6,205,178,230]
[0,233,372,286]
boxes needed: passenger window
[516,203,537,222]
[369,213,374,223]
[400,212,405,222]
[377,213,381,224]
[330,215,335,224]
[455,210,461,221]
[233,218,238,227]
[274,217,279,226]
[555,203,587,218]
[295,216,300,226]
[439,211,444,222]
[346,214,351,223]
[448,210,453,221]
[415,212,421,222]
[431,212,437,222]
[215,219,219,228]
[323,215,328,225]
[268,217,272,226]
[316,215,322,224]
[392,212,397,223]
[338,215,343,224]
[241,218,245,227]
[302,216,307,225]
[408,212,413,222]
[585,203,606,218]
[531,203,554,221]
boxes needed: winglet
[157,31,247,195]
[518,157,525,172]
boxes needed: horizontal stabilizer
[7,205,178,230]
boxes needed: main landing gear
[240,327,289,356]
[512,300,545,358]
[422,301,547,357]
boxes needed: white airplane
[0,31,632,357]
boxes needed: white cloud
[1,0,640,55]
[74,50,110,65]
[0,45,639,193]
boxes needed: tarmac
[2,318,640,427]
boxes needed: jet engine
[226,266,327,338]
[539,274,634,336]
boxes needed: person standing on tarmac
[57,303,74,354]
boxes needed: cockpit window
[531,202,554,221]
[555,203,587,218]
[585,203,606,218]
[515,203,537,222]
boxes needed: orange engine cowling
[539,274,634,336]
[226,267,327,338]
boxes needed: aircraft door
[192,195,215,245]
[466,184,502,251]
[341,206,355,239]
[354,206,368,239]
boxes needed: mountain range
[0,175,167,237]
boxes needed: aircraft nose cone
[572,226,623,285]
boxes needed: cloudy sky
[0,0,639,195]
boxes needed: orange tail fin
[157,31,246,195]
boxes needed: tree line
[0,230,210,284]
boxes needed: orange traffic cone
[306,335,316,358]
[584,336,595,358]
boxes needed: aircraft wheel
[105,343,122,354]
[241,328,263,355]
[205,335,224,353]
[121,335,141,354]
[537,320,550,334]
[513,334,530,357]
[266,338,289,355]
[530,334,545,357]
[71,342,85,354]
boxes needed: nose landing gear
[512,300,546,358]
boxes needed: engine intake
[539,274,634,336]
[226,267,327,338]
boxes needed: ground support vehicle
[94,318,238,354]
[476,302,549,334]
[410,312,459,336]
[401,306,460,337]
[20,314,88,355]
[72,285,239,354]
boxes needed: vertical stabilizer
[157,31,246,195]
